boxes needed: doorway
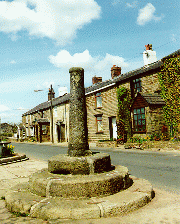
[57,124,65,142]
[109,117,117,140]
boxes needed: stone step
[5,176,154,220]
[29,165,130,198]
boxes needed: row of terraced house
[22,46,180,145]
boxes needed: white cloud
[0,105,10,112]
[95,53,128,70]
[49,50,128,72]
[0,0,101,45]
[49,50,95,69]
[137,3,163,25]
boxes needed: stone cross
[68,67,92,157]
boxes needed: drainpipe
[50,84,54,143]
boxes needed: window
[95,92,102,108]
[133,78,142,94]
[133,108,146,132]
[42,125,47,134]
[96,115,103,132]
[26,127,29,136]
[30,127,34,136]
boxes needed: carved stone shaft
[68,67,92,157]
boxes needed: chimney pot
[92,76,102,84]
[145,44,152,51]
[111,65,121,79]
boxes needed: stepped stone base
[5,176,154,220]
[29,165,130,199]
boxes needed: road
[12,142,180,194]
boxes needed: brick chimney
[92,76,102,84]
[111,65,121,79]
[48,88,55,101]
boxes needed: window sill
[94,107,102,110]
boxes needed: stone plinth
[68,67,91,157]
[48,152,112,175]
[5,176,154,220]
[29,165,130,199]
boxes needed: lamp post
[50,84,54,144]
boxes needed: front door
[57,125,61,143]
[109,117,117,140]
[112,117,117,139]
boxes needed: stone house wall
[146,106,167,136]
[141,73,160,93]
[21,68,165,144]
[86,71,162,143]
[117,82,130,90]
[53,103,69,143]
[86,86,118,142]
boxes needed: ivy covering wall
[117,87,132,139]
[158,57,180,136]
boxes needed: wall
[146,106,167,135]
[86,85,118,142]
[53,103,69,143]
[141,73,160,93]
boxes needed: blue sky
[0,0,179,124]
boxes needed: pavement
[0,147,180,223]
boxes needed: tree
[158,57,180,136]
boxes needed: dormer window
[95,92,102,108]
[133,78,142,94]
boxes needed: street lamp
[50,84,54,144]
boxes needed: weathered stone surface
[68,67,91,157]
[5,176,154,220]
[29,165,130,198]
[5,183,43,214]
[30,198,100,220]
[0,153,28,164]
[48,152,111,175]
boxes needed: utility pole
[50,84,54,143]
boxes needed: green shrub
[1,145,15,157]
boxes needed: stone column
[68,67,92,157]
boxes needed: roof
[86,48,180,94]
[22,49,179,116]
[22,93,70,116]
[37,118,50,123]
[141,93,166,105]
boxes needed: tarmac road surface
[13,142,180,194]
